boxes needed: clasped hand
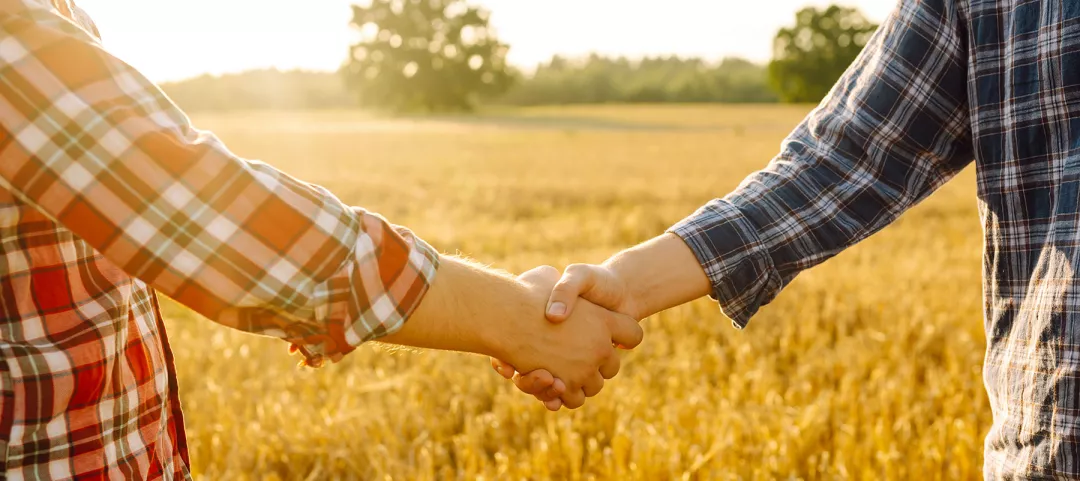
[491,264,643,411]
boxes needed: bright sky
[76,0,899,83]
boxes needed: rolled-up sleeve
[670,0,973,327]
[0,4,438,366]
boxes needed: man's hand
[491,264,639,410]
[544,263,644,324]
[489,266,643,409]
[492,234,712,410]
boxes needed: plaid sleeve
[0,5,439,366]
[669,0,973,328]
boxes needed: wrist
[604,233,712,320]
[478,279,545,361]
[603,257,649,320]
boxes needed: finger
[561,389,587,410]
[534,378,565,402]
[582,373,605,398]
[607,313,645,349]
[550,264,631,323]
[512,370,555,395]
[543,398,563,411]
[546,264,599,323]
[491,358,515,380]
[599,353,621,380]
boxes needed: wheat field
[162,105,990,480]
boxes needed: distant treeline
[501,55,775,105]
[159,55,776,112]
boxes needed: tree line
[161,4,876,112]
[500,55,775,105]
[160,56,775,112]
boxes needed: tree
[768,5,878,103]
[345,0,513,112]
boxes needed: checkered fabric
[671,0,1080,477]
[0,0,439,478]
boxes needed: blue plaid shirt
[670,0,1080,477]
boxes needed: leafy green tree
[345,0,513,112]
[768,5,878,103]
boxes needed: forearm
[0,11,454,366]
[379,256,538,358]
[630,0,972,329]
[604,234,711,319]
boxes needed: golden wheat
[163,105,989,480]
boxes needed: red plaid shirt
[0,1,440,478]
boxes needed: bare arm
[0,6,641,397]
[383,257,643,409]
[378,256,518,356]
[498,0,974,407]
[577,234,711,321]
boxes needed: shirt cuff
[667,199,781,328]
[290,220,440,367]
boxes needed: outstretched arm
[499,0,975,408]
[0,4,438,365]
[0,3,642,393]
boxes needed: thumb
[547,264,622,323]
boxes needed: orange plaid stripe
[0,1,439,478]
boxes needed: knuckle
[563,264,590,281]
[535,265,559,277]
[565,263,589,275]
[568,265,596,283]
[553,280,579,294]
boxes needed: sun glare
[76,0,897,83]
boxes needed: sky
[76,0,900,83]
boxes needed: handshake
[488,263,645,411]
[383,233,710,411]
